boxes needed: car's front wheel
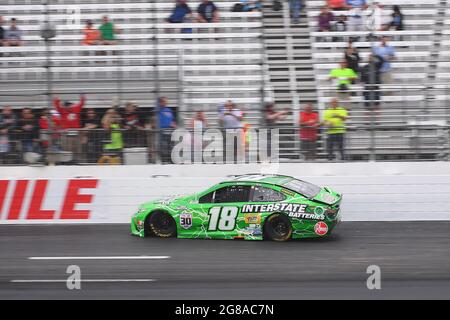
[145,211,177,238]
[264,214,293,242]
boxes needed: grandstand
[1,0,450,163]
[0,0,269,129]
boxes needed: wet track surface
[0,222,450,299]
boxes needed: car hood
[141,194,189,208]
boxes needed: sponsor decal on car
[244,213,261,224]
[281,188,296,197]
[239,225,263,237]
[242,203,324,221]
[242,203,307,214]
[180,212,193,229]
[288,212,325,220]
[314,221,329,236]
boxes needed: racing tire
[264,213,293,242]
[145,211,177,238]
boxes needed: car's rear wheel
[145,211,177,238]
[264,214,293,242]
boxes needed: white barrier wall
[1,162,450,223]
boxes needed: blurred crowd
[0,94,354,165]
[318,1,403,32]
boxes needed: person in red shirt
[327,0,350,10]
[300,103,319,160]
[53,95,86,163]
[53,95,86,129]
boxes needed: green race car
[131,174,343,241]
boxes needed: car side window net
[251,186,286,202]
[199,192,214,204]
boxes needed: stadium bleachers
[1,0,450,162]
[307,0,450,159]
[0,0,269,128]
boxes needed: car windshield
[282,178,321,198]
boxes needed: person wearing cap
[82,20,100,45]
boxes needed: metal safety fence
[0,125,449,166]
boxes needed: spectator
[318,6,335,32]
[299,103,319,161]
[219,100,243,129]
[289,0,303,24]
[190,111,208,131]
[197,0,219,23]
[17,108,40,155]
[327,0,350,10]
[53,95,86,130]
[0,16,5,47]
[372,36,396,85]
[328,61,357,101]
[364,1,389,31]
[122,102,145,147]
[190,111,208,162]
[101,109,123,164]
[334,15,347,31]
[390,5,404,31]
[158,97,177,163]
[102,108,120,130]
[4,18,23,47]
[81,108,101,163]
[263,102,288,128]
[53,95,86,163]
[361,54,384,118]
[99,16,119,45]
[38,108,62,160]
[240,0,262,12]
[323,98,348,161]
[0,106,18,157]
[348,7,364,31]
[346,0,366,8]
[81,20,100,45]
[344,43,361,76]
[167,0,192,23]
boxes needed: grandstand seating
[1,0,450,161]
[306,0,450,159]
[0,0,268,129]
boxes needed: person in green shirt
[99,16,119,45]
[322,98,348,161]
[328,61,357,102]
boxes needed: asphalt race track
[1,222,449,300]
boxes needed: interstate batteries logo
[241,203,325,220]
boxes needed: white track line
[11,279,155,283]
[28,256,170,260]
